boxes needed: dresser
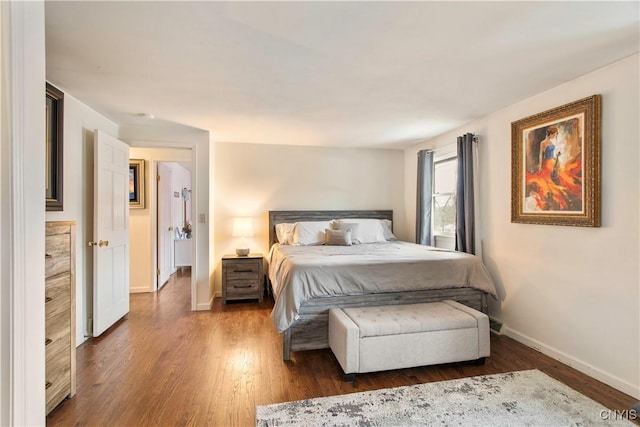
[174,238,192,268]
[45,221,76,414]
[221,254,264,304]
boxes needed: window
[432,156,457,248]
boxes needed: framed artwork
[511,95,601,227]
[129,159,145,209]
[46,83,64,211]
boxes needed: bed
[268,210,497,361]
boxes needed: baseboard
[503,326,640,399]
[129,286,152,293]
[196,301,211,311]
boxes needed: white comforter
[268,241,497,332]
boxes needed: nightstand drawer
[225,260,260,276]
[226,276,260,288]
[226,280,260,299]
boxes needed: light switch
[199,213,207,223]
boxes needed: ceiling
[45,1,639,149]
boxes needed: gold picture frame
[46,83,64,211]
[511,95,601,227]
[129,159,145,209]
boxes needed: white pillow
[334,218,386,244]
[292,221,332,246]
[275,223,295,245]
[381,219,397,241]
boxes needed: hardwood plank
[46,269,638,426]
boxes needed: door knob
[88,241,98,247]
[98,240,109,247]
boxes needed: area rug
[256,369,635,426]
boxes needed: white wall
[128,149,191,293]
[214,142,405,295]
[404,54,640,398]
[120,124,213,310]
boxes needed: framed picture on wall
[511,95,601,227]
[129,159,145,209]
[46,83,64,211]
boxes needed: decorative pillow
[324,229,352,246]
[331,222,360,244]
[291,221,332,246]
[275,223,295,245]
[334,218,387,244]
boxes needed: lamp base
[235,248,250,256]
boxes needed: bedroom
[1,1,638,425]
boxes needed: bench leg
[282,329,291,361]
[473,357,486,366]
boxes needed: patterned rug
[256,369,635,426]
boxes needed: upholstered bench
[328,300,490,378]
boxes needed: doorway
[128,147,194,299]
[156,161,192,291]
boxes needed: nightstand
[222,254,264,304]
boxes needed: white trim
[0,2,6,419]
[124,139,201,311]
[1,5,10,424]
[432,156,457,244]
[504,326,640,399]
[5,2,46,425]
[129,286,152,294]
[433,143,457,162]
[9,2,29,424]
[199,301,213,311]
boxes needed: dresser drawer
[45,310,71,357]
[45,233,71,278]
[45,344,71,414]
[46,273,71,320]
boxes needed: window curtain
[455,133,478,254]
[416,149,434,245]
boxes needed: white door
[157,163,172,288]
[92,130,130,337]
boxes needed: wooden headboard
[268,210,393,247]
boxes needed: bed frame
[268,210,488,361]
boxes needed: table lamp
[232,217,253,256]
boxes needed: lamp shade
[232,217,254,238]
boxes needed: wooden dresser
[45,221,76,414]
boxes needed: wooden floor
[47,270,637,426]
